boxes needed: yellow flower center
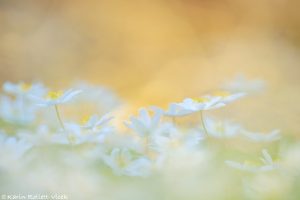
[47,91,63,100]
[80,115,91,125]
[193,97,209,103]
[20,83,32,92]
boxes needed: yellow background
[0,0,299,134]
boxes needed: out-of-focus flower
[222,74,266,94]
[0,78,294,198]
[0,82,46,124]
[241,129,281,142]
[169,96,222,116]
[205,118,241,138]
[33,89,82,107]
[215,91,246,104]
[30,89,81,130]
[18,125,53,146]
[0,133,32,160]
[51,119,113,145]
[225,149,277,173]
[0,95,39,124]
[0,133,32,171]
[204,117,280,142]
[260,149,276,166]
[102,148,151,177]
[124,108,163,137]
[152,103,193,117]
[72,82,122,114]
[3,81,46,97]
[183,130,204,149]
[158,91,246,117]
[81,113,113,131]
[150,129,203,154]
[51,123,84,145]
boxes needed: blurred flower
[102,148,151,177]
[152,103,193,117]
[124,108,163,137]
[0,95,39,124]
[0,78,295,199]
[33,89,82,107]
[205,118,241,138]
[31,89,82,130]
[0,82,46,124]
[225,149,277,173]
[51,123,84,145]
[81,113,113,132]
[3,81,46,97]
[18,125,53,146]
[52,119,113,145]
[215,91,246,105]
[158,91,246,117]
[222,74,266,94]
[241,129,281,142]
[72,82,122,114]
[0,133,32,160]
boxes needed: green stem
[200,111,208,136]
[54,105,65,130]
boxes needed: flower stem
[54,105,65,130]
[200,111,208,136]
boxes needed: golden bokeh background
[0,0,299,134]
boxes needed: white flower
[18,125,53,146]
[0,133,32,160]
[205,118,241,138]
[0,133,32,171]
[50,112,115,145]
[81,113,113,132]
[51,123,84,145]
[124,108,163,137]
[149,130,203,155]
[260,149,276,166]
[183,130,204,149]
[0,82,46,124]
[222,74,266,94]
[56,124,85,144]
[78,114,114,143]
[225,149,277,173]
[72,82,122,114]
[204,118,280,142]
[0,95,39,124]
[149,133,180,153]
[217,91,246,104]
[158,91,246,117]
[3,81,46,97]
[151,104,191,117]
[32,89,82,107]
[175,96,223,112]
[103,148,151,177]
[225,160,258,172]
[241,129,281,142]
